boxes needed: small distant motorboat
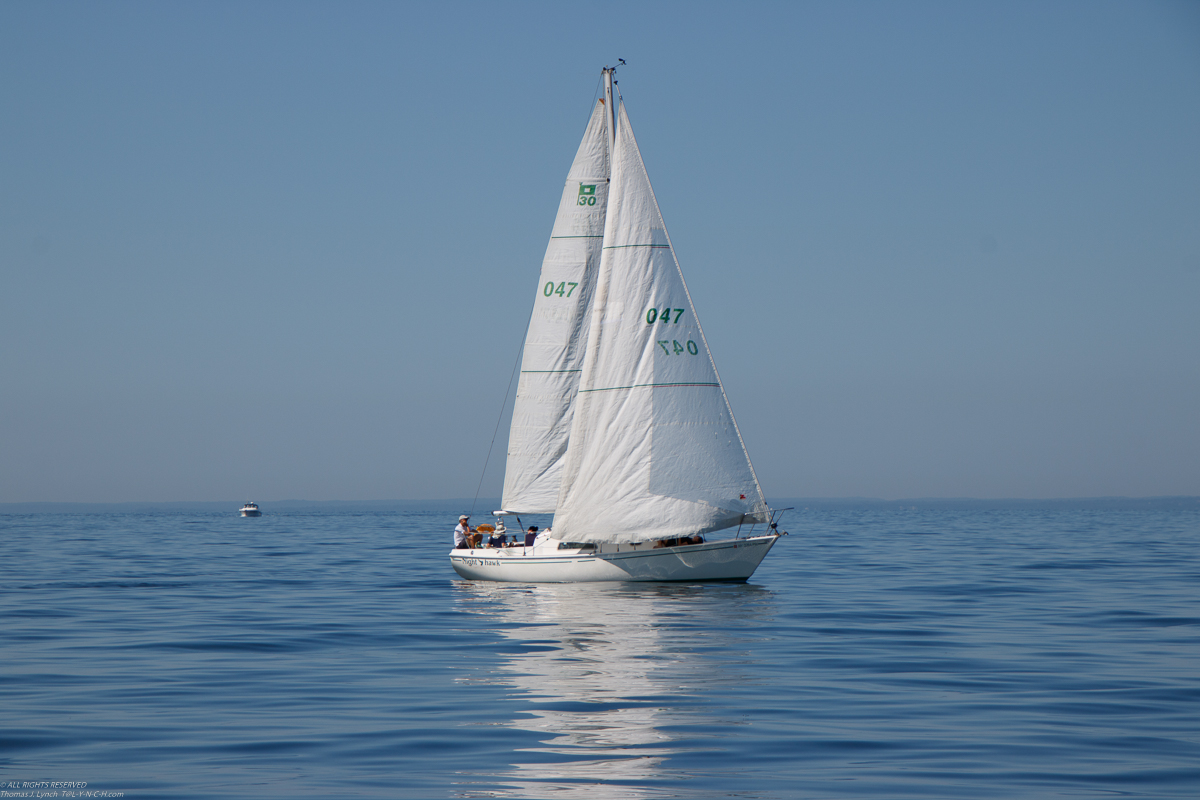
[240,503,261,517]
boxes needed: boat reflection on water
[453,581,775,798]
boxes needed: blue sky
[2,1,1197,502]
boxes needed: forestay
[500,100,610,514]
[552,103,769,543]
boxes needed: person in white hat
[454,515,476,550]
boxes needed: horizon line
[2,495,1197,509]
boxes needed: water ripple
[0,507,1197,798]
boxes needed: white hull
[450,534,779,583]
[240,509,261,517]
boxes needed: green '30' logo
[577,184,597,206]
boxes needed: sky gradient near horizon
[2,1,1198,503]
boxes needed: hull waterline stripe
[579,382,720,393]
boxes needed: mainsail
[551,102,770,543]
[500,100,610,513]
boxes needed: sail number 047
[645,308,685,324]
[544,282,579,298]
[658,339,699,356]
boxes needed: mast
[603,67,616,154]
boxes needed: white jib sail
[500,100,611,514]
[552,102,769,543]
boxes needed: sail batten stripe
[603,244,671,249]
[550,235,604,239]
[579,382,720,393]
[521,369,582,373]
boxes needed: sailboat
[450,67,784,582]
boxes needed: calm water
[1,505,1198,799]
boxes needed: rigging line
[469,312,531,518]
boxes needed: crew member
[454,515,474,549]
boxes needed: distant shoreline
[2,496,1197,514]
